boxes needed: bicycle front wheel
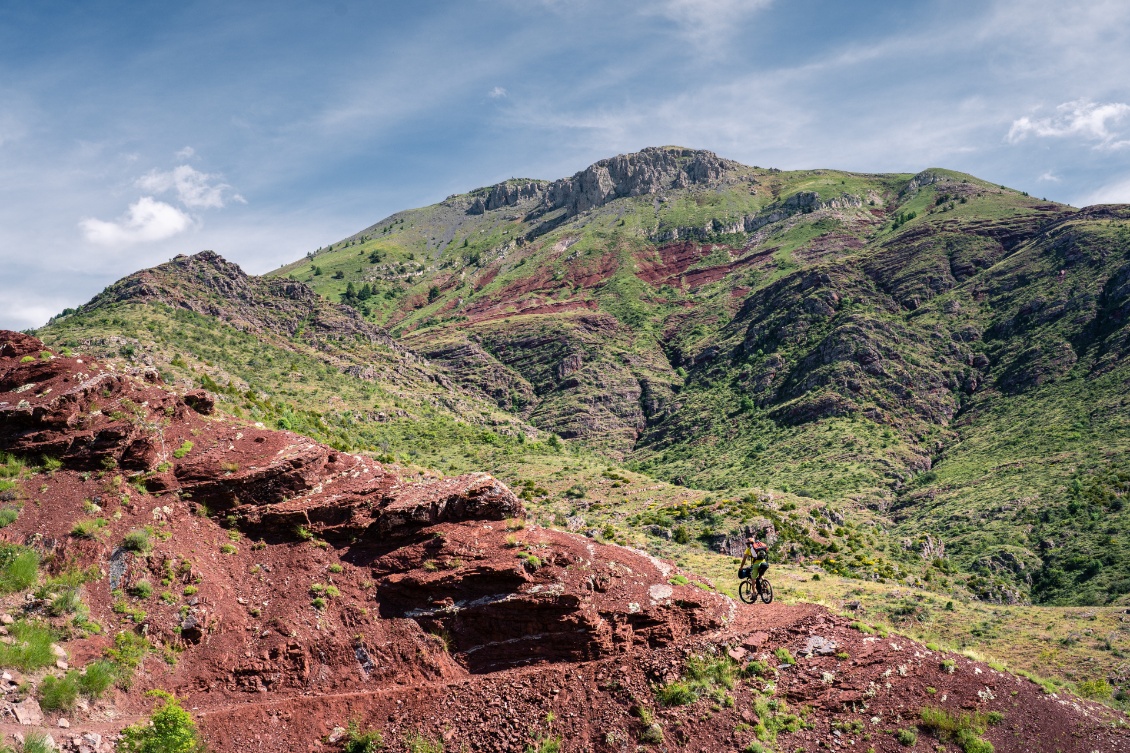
[758,579,774,604]
[738,579,756,604]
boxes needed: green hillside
[41,147,1130,610]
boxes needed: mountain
[39,147,1130,613]
[258,147,1130,607]
[2,330,1124,753]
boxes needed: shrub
[668,575,689,586]
[684,654,736,690]
[525,737,561,753]
[39,672,80,710]
[774,647,796,666]
[122,528,152,553]
[0,546,39,594]
[328,563,344,574]
[172,441,194,459]
[22,733,55,753]
[312,597,327,610]
[130,580,154,599]
[49,588,84,616]
[183,585,198,596]
[104,631,151,681]
[919,707,995,753]
[896,728,917,746]
[78,660,118,697]
[1076,678,1112,699]
[404,734,443,753]
[343,720,383,753]
[0,506,20,527]
[219,543,237,555]
[118,690,206,753]
[638,723,664,744]
[0,620,57,670]
[656,680,697,706]
[72,517,108,538]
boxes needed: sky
[2,0,1130,329]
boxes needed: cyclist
[739,536,769,589]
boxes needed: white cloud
[1075,176,1130,206]
[175,145,195,160]
[1038,170,1061,182]
[1007,100,1130,148]
[79,197,193,246]
[137,164,236,209]
[488,86,507,99]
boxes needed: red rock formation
[0,330,1124,753]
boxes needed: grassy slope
[30,152,1130,707]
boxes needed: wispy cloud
[79,197,193,246]
[645,0,773,44]
[488,86,507,99]
[1076,175,1130,206]
[137,164,242,209]
[1008,100,1130,149]
[1038,170,1061,182]
[175,145,196,160]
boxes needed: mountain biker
[739,536,769,588]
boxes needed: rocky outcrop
[467,181,549,214]
[544,147,730,218]
[0,331,520,539]
[76,251,402,350]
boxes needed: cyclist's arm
[739,547,751,569]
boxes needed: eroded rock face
[0,331,520,538]
[545,147,730,218]
[373,523,730,672]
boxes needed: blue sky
[2,0,1130,329]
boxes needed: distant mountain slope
[264,147,1130,605]
[41,147,1130,606]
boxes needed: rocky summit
[16,146,1130,750]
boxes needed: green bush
[896,728,917,746]
[78,660,118,697]
[122,528,152,553]
[404,734,443,753]
[72,517,108,538]
[104,630,151,681]
[0,621,57,670]
[130,580,154,599]
[656,680,697,706]
[0,506,20,527]
[172,441,194,459]
[39,672,80,710]
[22,733,55,753]
[525,738,561,753]
[919,707,995,753]
[118,690,206,753]
[0,545,39,594]
[774,647,796,666]
[343,720,383,753]
[1076,678,1112,699]
[48,588,84,616]
[684,654,736,690]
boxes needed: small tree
[118,690,206,753]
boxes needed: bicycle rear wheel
[738,579,756,604]
[758,579,774,604]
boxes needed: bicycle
[737,567,774,604]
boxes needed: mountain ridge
[41,147,1130,609]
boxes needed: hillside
[2,330,1126,752]
[256,147,1130,608]
[36,147,1130,612]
